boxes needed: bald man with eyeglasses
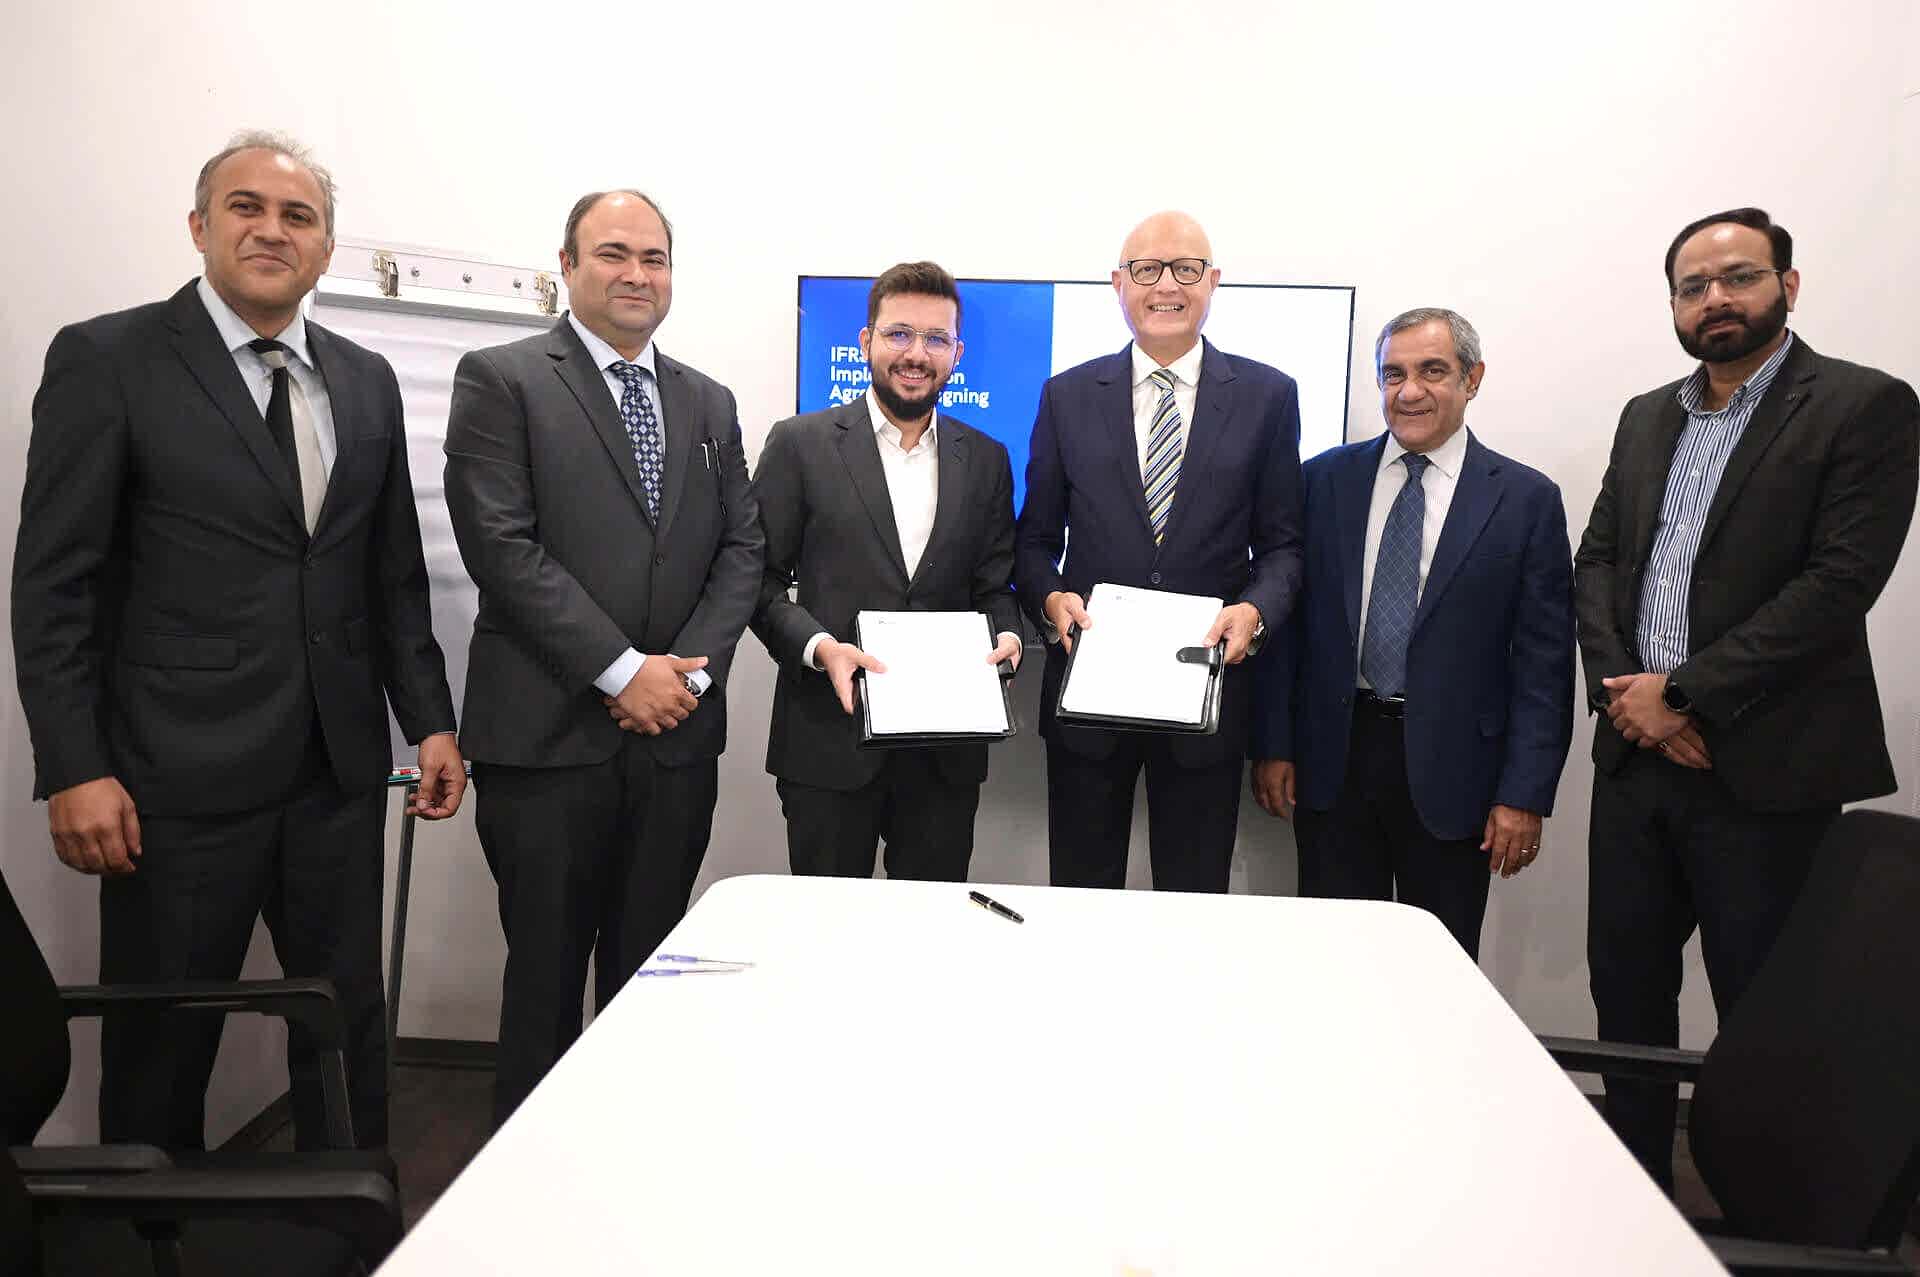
[1014,211,1304,894]
[750,261,1022,882]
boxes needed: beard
[1675,287,1789,363]
[870,364,947,423]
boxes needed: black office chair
[0,865,400,1277]
[1542,808,1920,1276]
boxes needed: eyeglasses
[1123,257,1211,286]
[1671,267,1783,304]
[874,325,956,355]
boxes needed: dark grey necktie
[1360,452,1432,697]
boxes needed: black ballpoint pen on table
[969,890,1024,924]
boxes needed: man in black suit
[1575,207,1919,1191]
[1014,211,1304,892]
[12,131,465,1150]
[751,262,1022,881]
[444,189,762,1125]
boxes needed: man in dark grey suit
[751,262,1022,881]
[13,131,464,1150]
[445,189,761,1125]
[1576,206,1919,1190]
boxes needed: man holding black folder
[751,262,1022,881]
[1015,212,1305,892]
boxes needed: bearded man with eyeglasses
[1574,206,1919,1193]
[1013,212,1304,894]
[750,261,1022,881]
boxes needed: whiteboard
[311,292,552,767]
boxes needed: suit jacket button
[1149,572,1162,585]
[654,554,666,566]
[309,631,323,645]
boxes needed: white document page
[857,611,1010,736]
[1057,584,1222,725]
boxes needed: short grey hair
[1373,307,1482,384]
[194,129,337,238]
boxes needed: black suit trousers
[1587,750,1832,1193]
[1045,735,1241,892]
[474,740,717,1127]
[776,750,980,882]
[98,741,387,1152]
[1292,700,1494,958]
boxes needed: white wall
[5,0,1917,1142]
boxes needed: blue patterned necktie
[1360,451,1432,697]
[1143,368,1184,545]
[610,361,663,522]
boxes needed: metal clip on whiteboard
[370,250,400,298]
[532,272,559,315]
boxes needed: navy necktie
[1360,452,1432,697]
[610,361,663,522]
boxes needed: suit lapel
[1413,433,1503,633]
[1628,393,1690,566]
[1094,346,1154,535]
[1335,436,1387,641]
[909,420,969,590]
[165,283,305,529]
[546,319,654,520]
[836,400,910,584]
[652,352,695,537]
[1697,342,1816,553]
[1166,339,1235,544]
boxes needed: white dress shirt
[565,313,710,698]
[1129,340,1204,478]
[1355,424,1471,686]
[804,389,1019,671]
[196,276,338,474]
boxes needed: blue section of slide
[797,277,1055,513]
[796,278,874,413]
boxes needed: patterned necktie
[1143,368,1184,545]
[1359,451,1432,698]
[610,361,663,522]
[247,338,327,533]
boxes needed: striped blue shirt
[1635,332,1795,673]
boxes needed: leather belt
[1355,688,1407,719]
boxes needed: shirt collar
[568,310,656,378]
[865,388,937,453]
[196,275,312,369]
[1379,421,1470,481]
[1131,339,1205,389]
[1676,329,1795,414]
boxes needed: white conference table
[379,875,1723,1276]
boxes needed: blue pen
[633,966,748,978]
[654,953,755,968]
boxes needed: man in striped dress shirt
[1574,207,1920,1192]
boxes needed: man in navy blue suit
[1015,211,1304,892]
[1250,309,1573,956]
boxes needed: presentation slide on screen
[796,276,1355,511]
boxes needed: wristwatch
[1662,680,1693,714]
